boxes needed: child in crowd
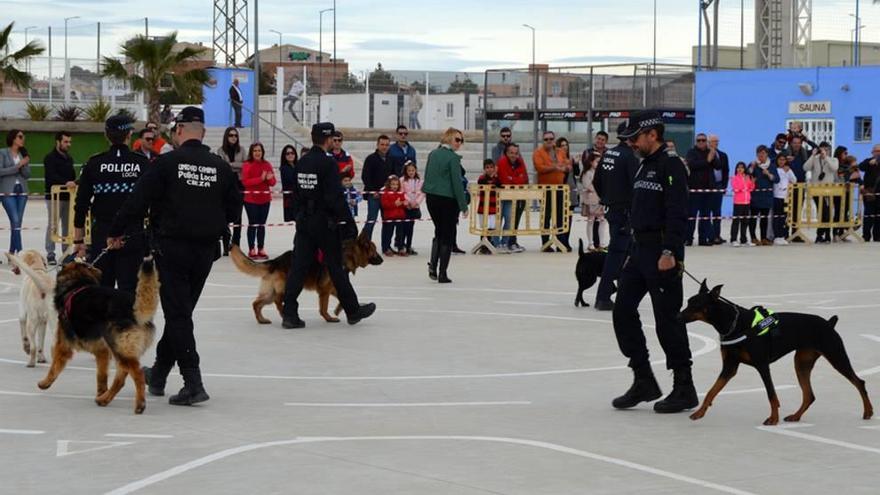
[341,176,362,219]
[730,161,756,247]
[772,154,798,245]
[580,151,604,250]
[400,161,424,255]
[477,159,503,253]
[380,175,407,256]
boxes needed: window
[786,118,835,150]
[551,81,562,96]
[855,116,873,142]
[446,102,454,119]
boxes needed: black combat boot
[347,303,376,325]
[653,367,699,413]
[428,238,439,280]
[169,368,210,406]
[142,363,172,397]
[612,365,663,409]
[282,315,306,329]
[437,244,453,284]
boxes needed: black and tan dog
[230,231,383,324]
[37,258,160,414]
[680,280,873,425]
[574,239,607,307]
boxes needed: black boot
[428,238,439,281]
[282,315,306,329]
[612,365,662,409]
[169,368,210,406]
[142,363,171,397]
[654,367,699,413]
[347,303,376,325]
[437,244,453,284]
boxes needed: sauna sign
[789,101,831,114]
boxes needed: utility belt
[632,230,663,245]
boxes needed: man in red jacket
[496,142,529,252]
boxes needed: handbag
[405,207,422,220]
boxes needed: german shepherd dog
[680,280,873,425]
[230,231,383,324]
[37,258,160,414]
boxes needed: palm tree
[103,32,210,123]
[0,22,46,95]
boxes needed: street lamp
[64,16,80,104]
[522,24,535,68]
[850,13,864,66]
[269,29,283,65]
[23,26,38,99]
[318,7,334,121]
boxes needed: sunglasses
[398,132,408,136]
[696,138,707,142]
[454,137,464,143]
[543,137,554,142]
[501,134,511,138]
[144,137,154,142]
[285,151,296,155]
[229,134,239,138]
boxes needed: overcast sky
[2,0,875,74]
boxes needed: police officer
[592,121,640,311]
[108,107,241,406]
[72,115,148,293]
[282,123,376,329]
[611,111,697,414]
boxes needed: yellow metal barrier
[787,183,862,243]
[468,184,570,253]
[50,185,90,245]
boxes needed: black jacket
[280,162,296,222]
[229,85,243,104]
[74,145,147,228]
[630,144,689,253]
[684,147,720,189]
[593,142,639,211]
[716,150,730,189]
[860,157,880,194]
[361,151,391,197]
[43,148,75,200]
[293,145,356,238]
[109,140,241,241]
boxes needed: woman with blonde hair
[422,128,468,283]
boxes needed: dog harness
[720,306,779,346]
[62,286,89,321]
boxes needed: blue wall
[696,65,880,213]
[204,67,254,128]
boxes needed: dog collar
[62,286,89,321]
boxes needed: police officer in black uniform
[281,122,376,329]
[72,115,148,293]
[611,111,697,414]
[108,107,241,406]
[592,121,640,311]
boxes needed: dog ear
[699,279,709,293]
[710,284,724,299]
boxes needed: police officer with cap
[281,122,375,329]
[611,110,697,414]
[108,106,242,406]
[592,121,640,311]
[72,114,148,293]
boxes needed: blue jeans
[501,200,526,246]
[687,193,712,244]
[362,196,382,240]
[2,184,27,253]
[244,202,270,250]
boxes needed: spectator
[533,131,572,252]
[748,145,780,245]
[730,161,756,247]
[707,134,729,244]
[842,156,862,239]
[584,130,609,163]
[216,126,246,254]
[43,131,75,265]
[0,129,31,254]
[859,144,880,242]
[497,142,529,252]
[580,151,604,250]
[133,122,170,156]
[380,175,407,256]
[361,134,392,240]
[409,88,423,129]
[279,145,298,224]
[400,162,424,255]
[342,176,362,219]
[491,127,512,163]
[476,159,503,253]
[684,133,720,246]
[300,146,310,158]
[389,125,417,177]
[768,133,788,161]
[804,141,839,243]
[241,142,276,259]
[787,135,811,242]
[557,136,580,213]
[229,78,243,128]
[332,131,355,179]
[832,146,850,241]
[159,104,174,124]
[135,129,159,161]
[786,121,818,150]
[772,153,798,245]
[284,77,304,123]
[423,128,468,283]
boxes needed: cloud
[352,39,463,52]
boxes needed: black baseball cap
[105,114,134,132]
[619,111,664,139]
[174,106,205,124]
[312,122,335,138]
[616,121,629,138]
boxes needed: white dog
[6,250,56,367]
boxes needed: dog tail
[5,252,53,296]
[133,257,161,326]
[827,315,839,329]
[229,244,271,278]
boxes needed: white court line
[492,301,564,307]
[283,401,532,408]
[706,385,796,397]
[0,389,133,401]
[819,304,880,310]
[105,433,174,439]
[104,436,757,495]
[199,295,430,302]
[0,318,19,324]
[0,428,44,435]
[758,425,880,455]
[861,334,880,344]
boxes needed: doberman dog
[679,280,873,425]
[574,239,608,307]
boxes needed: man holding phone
[803,141,839,243]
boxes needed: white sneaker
[731,241,741,247]
[510,243,525,253]
[746,241,756,247]
[774,238,789,245]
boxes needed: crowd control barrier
[50,185,90,245]
[787,183,862,244]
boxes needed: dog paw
[37,379,51,390]
[95,393,111,407]
[26,360,35,368]
[257,319,272,325]
[325,317,340,323]
[783,414,801,422]
[689,410,705,421]
[37,355,47,364]
[864,410,874,420]
[135,402,146,415]
[762,416,779,426]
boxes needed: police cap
[619,110,664,139]
[105,114,135,133]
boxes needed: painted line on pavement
[0,428,44,435]
[105,433,174,439]
[861,334,880,344]
[758,425,880,455]
[283,401,532,408]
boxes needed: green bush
[24,100,52,121]
[54,105,82,122]
[84,99,112,122]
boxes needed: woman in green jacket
[423,128,468,283]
